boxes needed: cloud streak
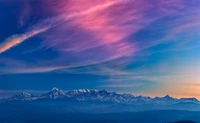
[0,28,48,54]
[0,0,124,54]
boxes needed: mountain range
[3,87,199,106]
[1,88,200,123]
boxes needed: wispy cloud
[1,0,200,81]
[0,28,48,53]
[0,0,123,54]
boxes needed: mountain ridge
[3,88,199,105]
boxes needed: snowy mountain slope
[3,88,199,105]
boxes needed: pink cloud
[41,0,189,56]
[0,27,49,54]
[1,0,199,75]
[40,0,155,61]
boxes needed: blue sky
[0,0,200,99]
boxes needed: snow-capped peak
[52,87,59,91]
[41,88,66,99]
[21,92,32,97]
[67,89,98,94]
[163,95,173,99]
[77,89,91,93]
[7,92,36,101]
[179,97,199,103]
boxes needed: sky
[0,0,200,99]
